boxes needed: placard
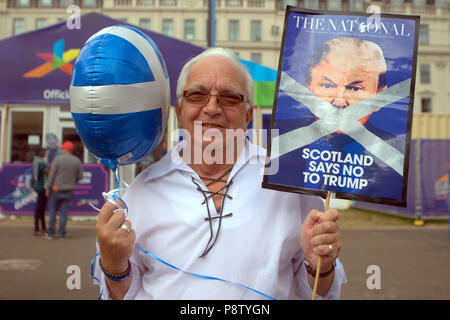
[262,7,419,207]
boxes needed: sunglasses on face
[182,90,249,108]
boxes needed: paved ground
[0,224,449,300]
[339,227,450,299]
[0,225,99,300]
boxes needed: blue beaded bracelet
[99,259,131,282]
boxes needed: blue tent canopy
[0,12,278,108]
[0,12,204,106]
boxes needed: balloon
[70,25,170,167]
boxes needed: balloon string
[134,245,276,300]
[90,253,103,300]
[90,165,276,300]
[91,159,129,215]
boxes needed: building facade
[0,0,448,168]
[1,0,449,115]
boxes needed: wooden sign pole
[311,191,331,300]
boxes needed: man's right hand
[96,201,136,277]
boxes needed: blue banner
[353,139,450,218]
[0,12,204,106]
[0,163,109,215]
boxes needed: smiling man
[305,37,387,125]
[94,48,346,300]
[175,50,253,167]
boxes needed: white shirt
[95,140,347,300]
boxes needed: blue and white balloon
[70,25,170,167]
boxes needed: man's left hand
[300,209,341,273]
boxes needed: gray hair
[176,47,254,110]
[305,38,387,91]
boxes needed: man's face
[307,51,384,125]
[176,56,253,153]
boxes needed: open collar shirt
[95,139,347,300]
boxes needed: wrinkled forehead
[185,56,248,93]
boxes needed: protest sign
[262,7,419,207]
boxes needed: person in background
[43,141,83,240]
[32,148,48,236]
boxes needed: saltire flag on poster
[262,7,420,207]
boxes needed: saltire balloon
[70,25,170,168]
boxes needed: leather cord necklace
[191,167,234,257]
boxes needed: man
[32,148,48,236]
[43,141,83,239]
[94,48,346,300]
[305,37,387,126]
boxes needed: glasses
[182,90,248,108]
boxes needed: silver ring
[120,224,131,233]
[328,244,333,254]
